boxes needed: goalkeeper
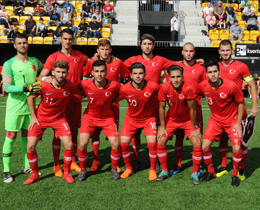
[2,33,43,183]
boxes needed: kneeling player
[77,60,121,181]
[118,63,160,180]
[24,60,76,185]
[197,60,245,187]
[157,65,202,184]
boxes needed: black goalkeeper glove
[23,81,41,93]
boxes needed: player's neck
[221,58,233,66]
[101,56,112,64]
[131,80,145,90]
[52,80,65,89]
[210,79,221,90]
[61,48,72,56]
[182,59,195,66]
[142,53,154,60]
[16,53,28,63]
[94,79,107,89]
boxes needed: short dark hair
[140,34,155,44]
[130,62,146,73]
[167,65,183,75]
[219,39,232,50]
[61,28,74,37]
[92,60,107,70]
[204,60,219,72]
[53,60,69,71]
[14,33,28,42]
[234,20,238,23]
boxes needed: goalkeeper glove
[23,81,41,93]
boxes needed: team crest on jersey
[220,92,227,99]
[144,92,151,97]
[74,58,79,63]
[105,91,112,96]
[32,65,37,72]
[152,62,158,67]
[179,94,185,99]
[110,67,116,72]
[229,69,236,74]
[192,69,199,74]
[63,91,70,96]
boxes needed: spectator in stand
[54,0,65,6]
[7,27,20,43]
[245,11,258,31]
[33,4,43,16]
[58,7,71,27]
[78,17,89,37]
[42,0,54,16]
[224,3,234,21]
[25,0,38,7]
[240,0,249,13]
[206,10,217,33]
[92,9,101,23]
[14,0,24,15]
[103,0,114,20]
[242,3,255,21]
[53,25,61,44]
[103,13,111,28]
[1,0,13,6]
[226,11,237,29]
[258,16,260,29]
[229,20,243,41]
[1,16,12,36]
[82,0,92,18]
[35,18,48,37]
[214,1,224,20]
[170,11,179,46]
[248,73,260,99]
[48,8,60,26]
[23,15,36,37]
[89,16,102,38]
[92,0,103,15]
[203,2,214,25]
[0,6,8,25]
[217,16,226,29]
[17,5,33,16]
[54,3,63,15]
[211,0,218,7]
[63,0,74,16]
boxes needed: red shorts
[80,115,118,137]
[28,118,71,138]
[203,117,242,146]
[111,102,119,128]
[164,118,192,139]
[65,102,82,129]
[153,97,160,125]
[120,116,157,138]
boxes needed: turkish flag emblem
[32,65,37,72]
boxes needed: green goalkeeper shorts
[5,114,31,132]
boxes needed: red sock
[78,148,88,170]
[27,151,38,175]
[147,142,157,171]
[63,149,73,174]
[111,148,120,169]
[203,149,215,173]
[240,145,248,169]
[52,137,61,166]
[232,150,242,176]
[175,135,184,167]
[92,131,100,162]
[132,130,141,161]
[120,142,132,170]
[71,130,78,163]
[192,147,202,173]
[157,144,168,172]
[218,137,229,168]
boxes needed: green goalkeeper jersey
[3,56,43,115]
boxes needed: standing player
[24,60,76,185]
[157,65,202,184]
[38,29,88,177]
[118,63,160,180]
[83,39,130,172]
[197,60,245,187]
[2,33,43,183]
[77,60,121,181]
[216,40,258,180]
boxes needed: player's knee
[6,131,17,139]
[202,143,209,151]
[110,140,119,150]
[79,143,88,150]
[64,141,73,150]
[27,144,36,152]
[233,145,241,153]
[157,138,166,146]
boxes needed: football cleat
[191,172,200,185]
[155,170,169,181]
[24,174,40,185]
[120,169,133,179]
[90,160,100,171]
[63,174,75,183]
[53,165,63,177]
[155,160,160,171]
[132,160,141,171]
[216,167,228,178]
[117,166,121,173]
[169,165,183,175]
[202,172,215,182]
[22,167,32,174]
[238,169,245,181]
[111,168,120,180]
[70,162,81,173]
[77,170,87,182]
[198,168,204,177]
[148,170,157,181]
[3,172,13,183]
[231,176,240,187]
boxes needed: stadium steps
[110,0,138,46]
[179,1,211,47]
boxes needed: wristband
[42,76,47,81]
[23,86,29,92]
[191,126,197,131]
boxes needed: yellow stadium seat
[70,1,76,7]
[10,15,20,23]
[32,37,43,44]
[101,28,111,38]
[211,40,221,48]
[74,8,82,17]
[88,38,98,45]
[42,16,50,25]
[235,12,242,21]
[19,16,28,25]
[5,6,13,15]
[202,2,207,10]
[0,36,8,43]
[25,7,34,13]
[84,17,91,24]
[250,30,260,40]
[104,1,114,6]
[33,16,40,25]
[76,2,84,8]
[209,30,219,40]
[61,26,68,30]
[256,12,260,17]
[231,3,238,10]
[0,25,3,30]
[243,40,256,44]
[47,26,56,36]
[17,25,24,33]
[238,21,246,29]
[76,37,88,45]
[28,36,32,44]
[219,30,229,39]
[222,3,228,8]
[44,37,53,44]
[232,40,242,50]
[99,37,109,41]
[72,17,81,26]
[242,30,250,40]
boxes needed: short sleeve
[184,85,197,100]
[36,58,44,73]
[43,53,55,71]
[158,85,166,101]
[83,59,93,77]
[232,82,245,103]
[124,56,136,69]
[118,86,125,100]
[196,83,204,97]
[119,60,130,78]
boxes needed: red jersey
[36,80,76,122]
[103,4,114,12]
[119,80,160,120]
[124,55,177,83]
[43,50,88,102]
[83,58,130,81]
[197,79,245,124]
[158,81,197,122]
[80,79,121,119]
[218,60,252,88]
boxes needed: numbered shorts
[203,117,242,147]
[65,102,82,129]
[163,118,192,139]
[28,118,71,138]
[80,115,119,137]
[120,116,157,138]
[5,114,31,132]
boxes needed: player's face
[52,67,68,83]
[141,39,154,56]
[182,45,195,62]
[219,44,233,61]
[60,33,74,50]
[97,45,112,59]
[92,65,107,82]
[130,68,145,85]
[169,70,183,89]
[206,65,220,83]
[14,38,28,55]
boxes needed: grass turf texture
[0,96,259,209]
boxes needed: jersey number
[205,97,213,105]
[89,97,94,103]
[168,100,173,106]
[63,123,69,130]
[150,122,157,129]
[46,97,53,104]
[128,99,137,106]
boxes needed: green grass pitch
[0,96,259,209]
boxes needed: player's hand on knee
[24,81,41,93]
[157,127,167,141]
[28,117,40,130]
[232,123,242,138]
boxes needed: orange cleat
[149,170,157,181]
[53,165,63,177]
[117,166,121,173]
[120,168,133,179]
[63,173,75,183]
[24,174,40,185]
[70,162,81,173]
[90,160,100,171]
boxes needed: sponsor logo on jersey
[128,95,134,98]
[110,67,116,72]
[192,69,199,74]
[105,91,112,96]
[205,92,210,94]
[152,62,158,67]
[32,65,37,72]
[46,93,53,95]
[144,92,151,97]
[63,91,70,96]
[220,92,227,99]
[88,92,94,95]
[229,69,236,74]
[167,95,173,97]
[179,94,185,99]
